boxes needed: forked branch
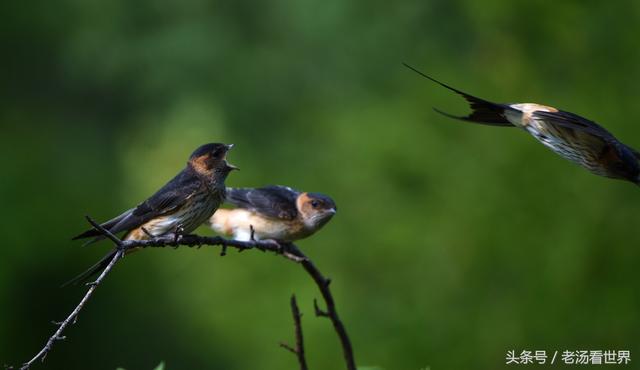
[20,217,356,370]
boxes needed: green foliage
[2,1,640,370]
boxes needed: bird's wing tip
[433,107,468,121]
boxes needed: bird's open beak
[224,144,239,170]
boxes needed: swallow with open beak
[405,64,640,185]
[209,185,337,242]
[66,143,238,285]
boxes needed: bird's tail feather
[71,208,134,244]
[79,236,105,247]
[61,249,117,287]
[433,105,514,127]
[403,63,515,127]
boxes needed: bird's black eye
[211,149,223,159]
[310,200,320,208]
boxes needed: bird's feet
[169,225,199,244]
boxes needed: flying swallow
[405,64,640,185]
[209,185,337,242]
[66,143,238,285]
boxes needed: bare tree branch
[20,217,126,369]
[20,217,357,370]
[284,244,357,370]
[280,295,308,370]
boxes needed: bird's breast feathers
[210,208,307,242]
[127,189,223,240]
[505,103,559,128]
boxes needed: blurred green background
[2,0,639,369]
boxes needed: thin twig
[313,298,329,317]
[20,218,357,370]
[284,244,356,370]
[20,249,124,369]
[21,217,127,369]
[20,217,291,369]
[280,295,308,370]
[120,234,283,254]
[280,342,298,354]
[86,216,123,247]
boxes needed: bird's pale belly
[523,124,608,176]
[210,208,308,242]
[126,190,222,240]
[506,107,588,165]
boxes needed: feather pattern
[225,186,299,220]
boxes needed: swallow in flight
[405,64,640,185]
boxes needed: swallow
[66,143,238,285]
[209,185,337,242]
[405,64,640,185]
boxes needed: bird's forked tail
[403,63,516,127]
[62,249,118,287]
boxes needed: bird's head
[297,192,337,231]
[188,143,239,178]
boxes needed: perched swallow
[209,185,337,242]
[405,64,640,185]
[66,143,238,285]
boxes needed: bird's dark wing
[72,168,202,241]
[532,110,617,141]
[226,185,299,220]
[403,63,515,126]
[629,146,640,160]
[534,110,639,165]
[71,208,135,241]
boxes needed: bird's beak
[224,144,239,170]
[327,208,337,215]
